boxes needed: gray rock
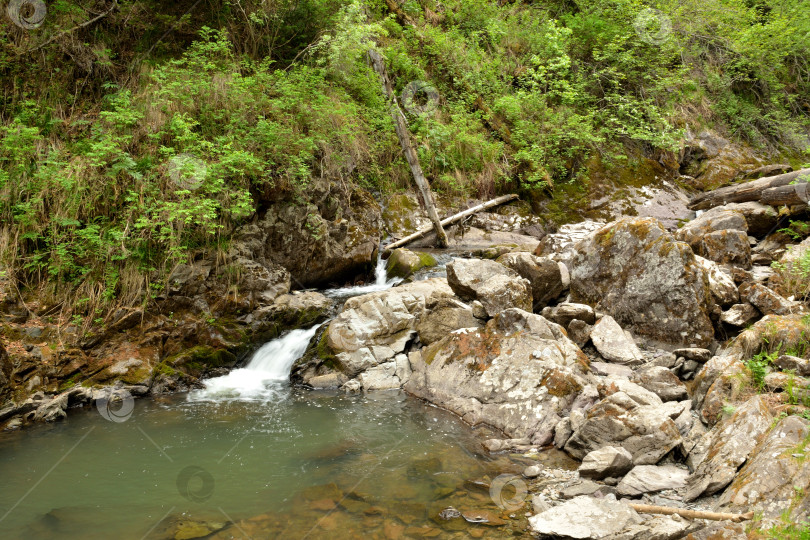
[308,373,348,389]
[570,218,715,348]
[567,319,592,348]
[496,252,567,309]
[523,465,542,478]
[720,303,759,327]
[416,297,482,345]
[740,282,801,316]
[671,348,713,363]
[561,480,601,499]
[632,366,688,402]
[554,417,573,449]
[542,303,596,327]
[385,248,436,279]
[528,496,642,539]
[684,395,773,501]
[616,465,689,496]
[724,202,779,237]
[590,362,633,378]
[32,393,68,423]
[599,377,663,407]
[534,220,607,267]
[718,415,810,522]
[694,256,739,307]
[774,354,810,376]
[578,446,634,480]
[565,391,682,465]
[446,258,532,316]
[405,308,591,445]
[590,316,643,365]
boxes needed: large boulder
[684,395,773,501]
[564,390,683,465]
[724,202,778,237]
[739,282,802,316]
[570,218,715,348]
[292,279,453,384]
[405,308,591,445]
[258,183,381,287]
[446,258,532,316]
[496,252,568,309]
[616,465,690,497]
[632,366,688,402]
[718,415,810,521]
[534,221,606,267]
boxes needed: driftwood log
[628,503,754,523]
[688,168,810,210]
[383,194,520,251]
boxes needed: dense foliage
[0,0,808,321]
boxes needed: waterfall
[189,326,319,400]
[323,251,402,298]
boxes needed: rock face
[534,221,606,267]
[405,308,591,445]
[258,183,381,287]
[577,446,634,480]
[570,218,714,348]
[528,496,642,539]
[589,316,643,365]
[446,258,532,316]
[616,465,689,497]
[718,415,810,521]
[684,395,773,501]
[496,252,568,309]
[564,389,683,465]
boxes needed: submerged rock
[570,218,714,348]
[405,308,591,445]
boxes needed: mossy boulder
[164,345,238,377]
[385,248,437,279]
[570,217,715,348]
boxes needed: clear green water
[0,388,539,540]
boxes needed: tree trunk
[761,180,810,206]
[383,194,519,251]
[367,49,448,248]
[688,169,810,210]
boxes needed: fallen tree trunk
[367,49,448,248]
[628,503,754,523]
[761,180,810,206]
[383,193,520,251]
[688,169,810,210]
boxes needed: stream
[0,255,563,539]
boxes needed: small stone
[561,480,601,499]
[567,319,592,348]
[523,465,542,478]
[672,348,713,363]
[774,355,810,376]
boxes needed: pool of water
[0,387,548,540]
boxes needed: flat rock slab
[617,465,689,496]
[590,316,643,365]
[578,446,633,480]
[528,495,642,539]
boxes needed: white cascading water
[189,325,318,400]
[191,251,402,400]
[323,252,403,298]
